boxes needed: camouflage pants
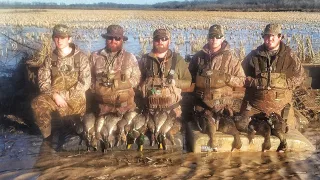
[31,94,86,138]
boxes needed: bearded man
[138,29,191,149]
[241,23,304,129]
[91,25,141,116]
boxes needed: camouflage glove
[114,79,132,90]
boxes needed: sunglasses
[154,37,169,42]
[106,36,122,41]
[208,34,223,39]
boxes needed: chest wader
[248,55,292,118]
[193,52,233,151]
[95,52,134,108]
[143,53,181,111]
[194,52,233,112]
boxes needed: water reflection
[0,131,319,179]
[4,123,320,179]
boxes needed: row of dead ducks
[75,110,180,152]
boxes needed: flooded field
[0,10,319,74]
[0,9,320,179]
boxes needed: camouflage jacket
[139,49,192,90]
[242,41,304,90]
[241,41,305,114]
[90,48,140,90]
[38,43,91,99]
[189,41,245,88]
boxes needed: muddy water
[1,124,320,180]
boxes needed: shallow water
[1,123,320,180]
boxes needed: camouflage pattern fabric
[139,50,192,91]
[31,93,86,138]
[32,44,91,138]
[241,41,304,128]
[189,41,246,111]
[91,48,141,115]
[139,50,191,116]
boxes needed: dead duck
[80,113,97,151]
[157,111,176,150]
[215,113,242,152]
[115,111,138,147]
[127,113,149,151]
[98,113,122,152]
[151,111,168,148]
[235,112,288,152]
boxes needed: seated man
[188,25,245,150]
[31,24,91,140]
[139,29,192,149]
[241,23,304,129]
[90,25,141,116]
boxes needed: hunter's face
[208,35,224,52]
[106,36,123,52]
[153,36,170,53]
[263,34,282,51]
[53,36,71,50]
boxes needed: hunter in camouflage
[189,24,246,113]
[139,29,192,117]
[90,25,141,116]
[241,23,305,128]
[31,24,91,139]
[188,24,246,150]
[139,28,191,149]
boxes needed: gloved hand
[114,79,132,90]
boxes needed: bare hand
[53,93,67,108]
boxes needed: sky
[1,0,185,5]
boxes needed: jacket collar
[255,41,287,57]
[53,43,79,58]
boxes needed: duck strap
[167,52,177,82]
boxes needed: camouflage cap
[262,23,282,36]
[101,25,128,41]
[52,24,71,37]
[208,25,224,37]
[153,29,170,39]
